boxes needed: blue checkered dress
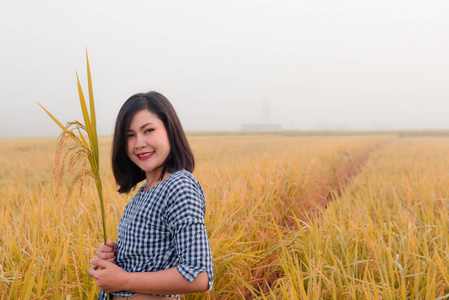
[98,170,214,299]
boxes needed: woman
[87,91,214,299]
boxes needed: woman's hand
[95,240,117,263]
[87,258,130,293]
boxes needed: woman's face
[126,109,171,179]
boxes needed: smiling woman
[111,92,195,194]
[126,109,171,190]
[88,91,214,299]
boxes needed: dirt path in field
[298,138,397,221]
[246,138,397,299]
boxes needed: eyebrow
[128,122,153,132]
[140,122,153,130]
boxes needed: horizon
[2,128,449,139]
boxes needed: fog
[1,0,449,137]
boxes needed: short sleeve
[164,173,214,291]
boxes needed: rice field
[1,133,449,299]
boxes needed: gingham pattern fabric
[98,170,214,299]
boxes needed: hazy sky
[1,0,449,137]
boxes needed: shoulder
[164,170,203,193]
[162,170,206,217]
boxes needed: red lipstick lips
[137,152,154,160]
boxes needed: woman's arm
[126,266,209,294]
[87,258,209,294]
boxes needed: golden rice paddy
[1,133,448,299]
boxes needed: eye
[127,133,135,138]
[145,129,154,133]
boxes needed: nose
[135,134,147,149]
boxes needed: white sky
[1,0,449,137]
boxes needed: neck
[144,168,169,191]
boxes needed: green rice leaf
[36,102,70,134]
[85,50,99,162]
[37,102,85,149]
[75,72,92,137]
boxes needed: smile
[137,152,154,160]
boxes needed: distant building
[241,124,282,131]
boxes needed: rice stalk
[36,50,107,244]
[36,50,108,298]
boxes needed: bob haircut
[112,91,194,194]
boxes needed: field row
[267,137,449,299]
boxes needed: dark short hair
[111,91,194,193]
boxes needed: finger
[96,249,106,259]
[88,260,99,269]
[106,240,117,247]
[106,241,118,253]
[102,256,115,262]
[96,249,113,260]
[99,244,113,252]
[90,258,110,269]
[98,250,115,259]
[87,266,97,277]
